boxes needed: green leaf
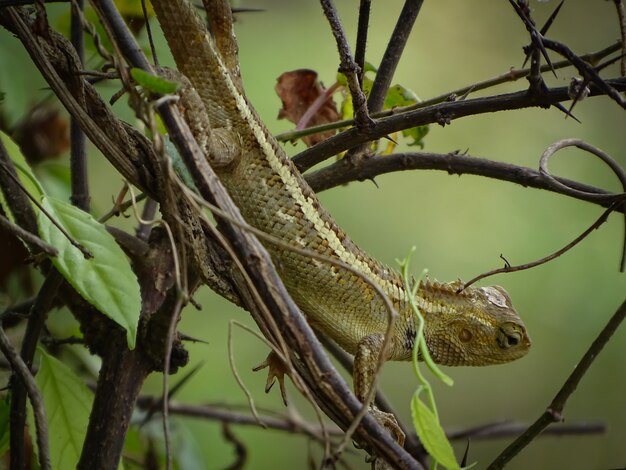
[0,132,44,223]
[36,349,93,470]
[411,392,460,470]
[37,162,71,201]
[131,68,179,94]
[402,125,429,148]
[0,394,10,456]
[37,197,140,349]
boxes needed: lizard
[149,0,531,447]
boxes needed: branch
[275,41,622,145]
[319,0,372,130]
[487,297,626,470]
[69,0,89,212]
[0,213,58,256]
[461,201,622,290]
[9,272,63,469]
[367,0,423,113]
[446,420,605,441]
[305,151,626,214]
[0,326,51,470]
[293,77,626,172]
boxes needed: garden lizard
[149,0,531,445]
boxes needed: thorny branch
[487,297,626,470]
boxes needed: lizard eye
[458,328,473,343]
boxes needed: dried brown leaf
[275,69,340,147]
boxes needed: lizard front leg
[354,333,405,447]
[160,67,241,168]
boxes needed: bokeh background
[1,0,625,469]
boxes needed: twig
[0,161,93,258]
[539,139,626,271]
[614,0,626,77]
[135,396,345,440]
[0,213,58,256]
[70,0,90,212]
[487,297,626,469]
[9,272,62,469]
[354,0,370,87]
[319,0,372,130]
[162,295,185,470]
[221,423,247,469]
[367,0,424,114]
[292,77,626,172]
[275,42,622,146]
[510,3,626,109]
[0,140,38,234]
[447,420,605,441]
[461,201,622,290]
[0,326,51,470]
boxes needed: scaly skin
[150,0,531,442]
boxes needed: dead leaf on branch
[275,69,340,147]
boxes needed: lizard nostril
[507,334,520,346]
[498,328,522,349]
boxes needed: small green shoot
[398,247,460,470]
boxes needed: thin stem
[0,326,51,470]
[614,0,626,76]
[9,272,62,470]
[367,0,423,114]
[354,0,370,87]
[0,213,58,256]
[70,0,90,212]
[461,202,622,290]
[0,161,93,258]
[487,297,626,469]
[319,0,372,130]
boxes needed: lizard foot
[369,407,405,447]
[252,351,288,406]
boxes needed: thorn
[367,177,379,189]
[540,0,565,37]
[461,439,471,467]
[179,332,209,344]
[499,254,512,269]
[555,101,582,123]
[383,134,398,145]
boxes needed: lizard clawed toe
[369,407,405,447]
[252,351,289,406]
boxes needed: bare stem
[487,297,626,469]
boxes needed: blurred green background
[1,0,625,469]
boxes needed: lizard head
[417,280,531,366]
